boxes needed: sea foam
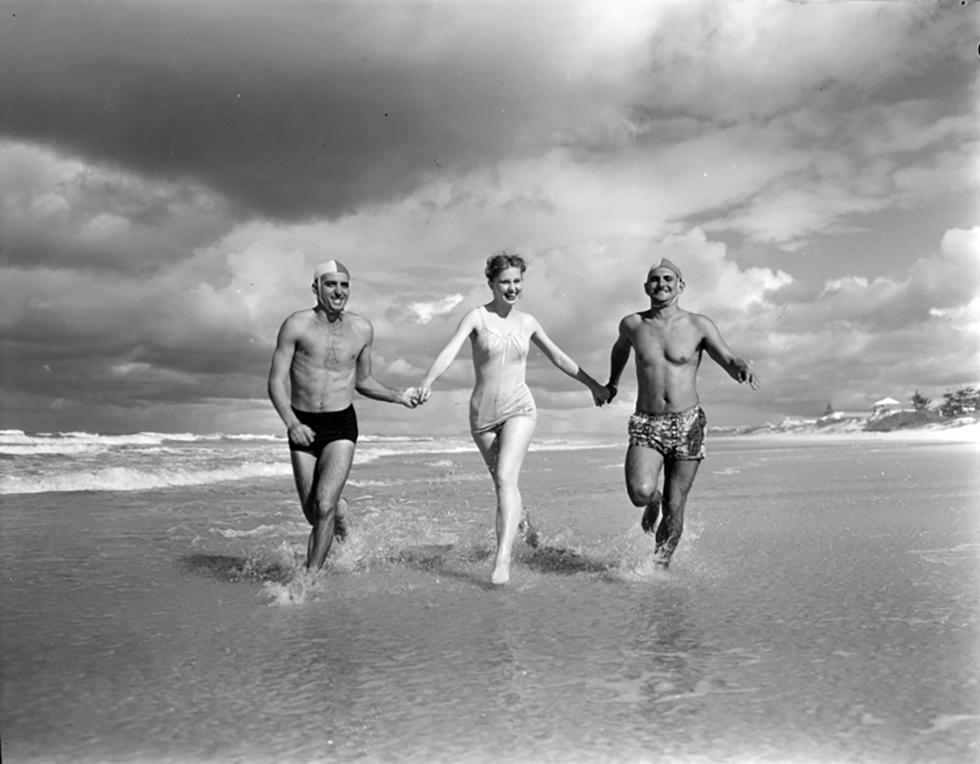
[0,461,292,495]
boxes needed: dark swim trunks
[288,405,358,456]
[628,405,706,460]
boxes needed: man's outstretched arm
[700,316,759,390]
[354,326,419,407]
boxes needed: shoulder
[519,309,539,330]
[686,311,718,331]
[278,309,314,336]
[284,308,314,324]
[458,306,484,329]
[620,312,643,330]
[684,311,724,342]
[344,311,374,335]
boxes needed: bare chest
[633,322,701,366]
[297,324,362,368]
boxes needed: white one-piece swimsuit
[468,307,537,434]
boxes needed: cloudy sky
[1,0,977,437]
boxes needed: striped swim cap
[313,260,351,280]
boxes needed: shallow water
[1,437,978,762]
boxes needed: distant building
[871,397,902,419]
[818,410,865,422]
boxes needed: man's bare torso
[288,310,371,412]
[626,308,707,414]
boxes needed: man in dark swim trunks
[605,258,758,567]
[268,260,421,570]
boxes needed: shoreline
[711,421,980,445]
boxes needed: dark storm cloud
[0,1,600,221]
[1,194,230,275]
[0,331,269,410]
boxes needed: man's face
[313,273,351,312]
[645,267,683,303]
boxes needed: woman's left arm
[529,316,609,404]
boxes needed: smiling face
[489,266,524,305]
[645,266,684,305]
[312,272,351,314]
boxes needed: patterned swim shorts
[628,405,706,460]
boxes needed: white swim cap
[648,257,682,281]
[313,260,351,281]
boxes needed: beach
[1,429,978,763]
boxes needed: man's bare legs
[289,440,355,570]
[625,443,664,531]
[654,459,699,564]
[625,446,700,566]
[473,416,535,585]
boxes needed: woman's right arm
[417,308,479,401]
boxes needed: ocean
[1,428,978,763]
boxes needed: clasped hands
[401,385,431,408]
[591,383,612,407]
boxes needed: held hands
[591,382,611,407]
[402,384,432,408]
[401,387,424,408]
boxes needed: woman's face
[489,266,523,305]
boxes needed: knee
[661,486,690,513]
[313,498,337,522]
[493,473,520,493]
[627,481,660,508]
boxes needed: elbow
[553,354,577,376]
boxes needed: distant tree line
[911,386,980,417]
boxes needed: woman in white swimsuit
[417,253,609,585]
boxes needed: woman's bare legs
[472,416,536,584]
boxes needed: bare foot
[491,558,511,585]
[641,491,662,534]
[652,540,675,568]
[519,511,540,548]
[334,497,349,542]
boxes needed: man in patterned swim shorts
[605,258,758,567]
[628,405,707,462]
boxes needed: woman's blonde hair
[484,251,527,282]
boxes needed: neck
[315,304,344,322]
[647,300,679,318]
[488,299,514,317]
